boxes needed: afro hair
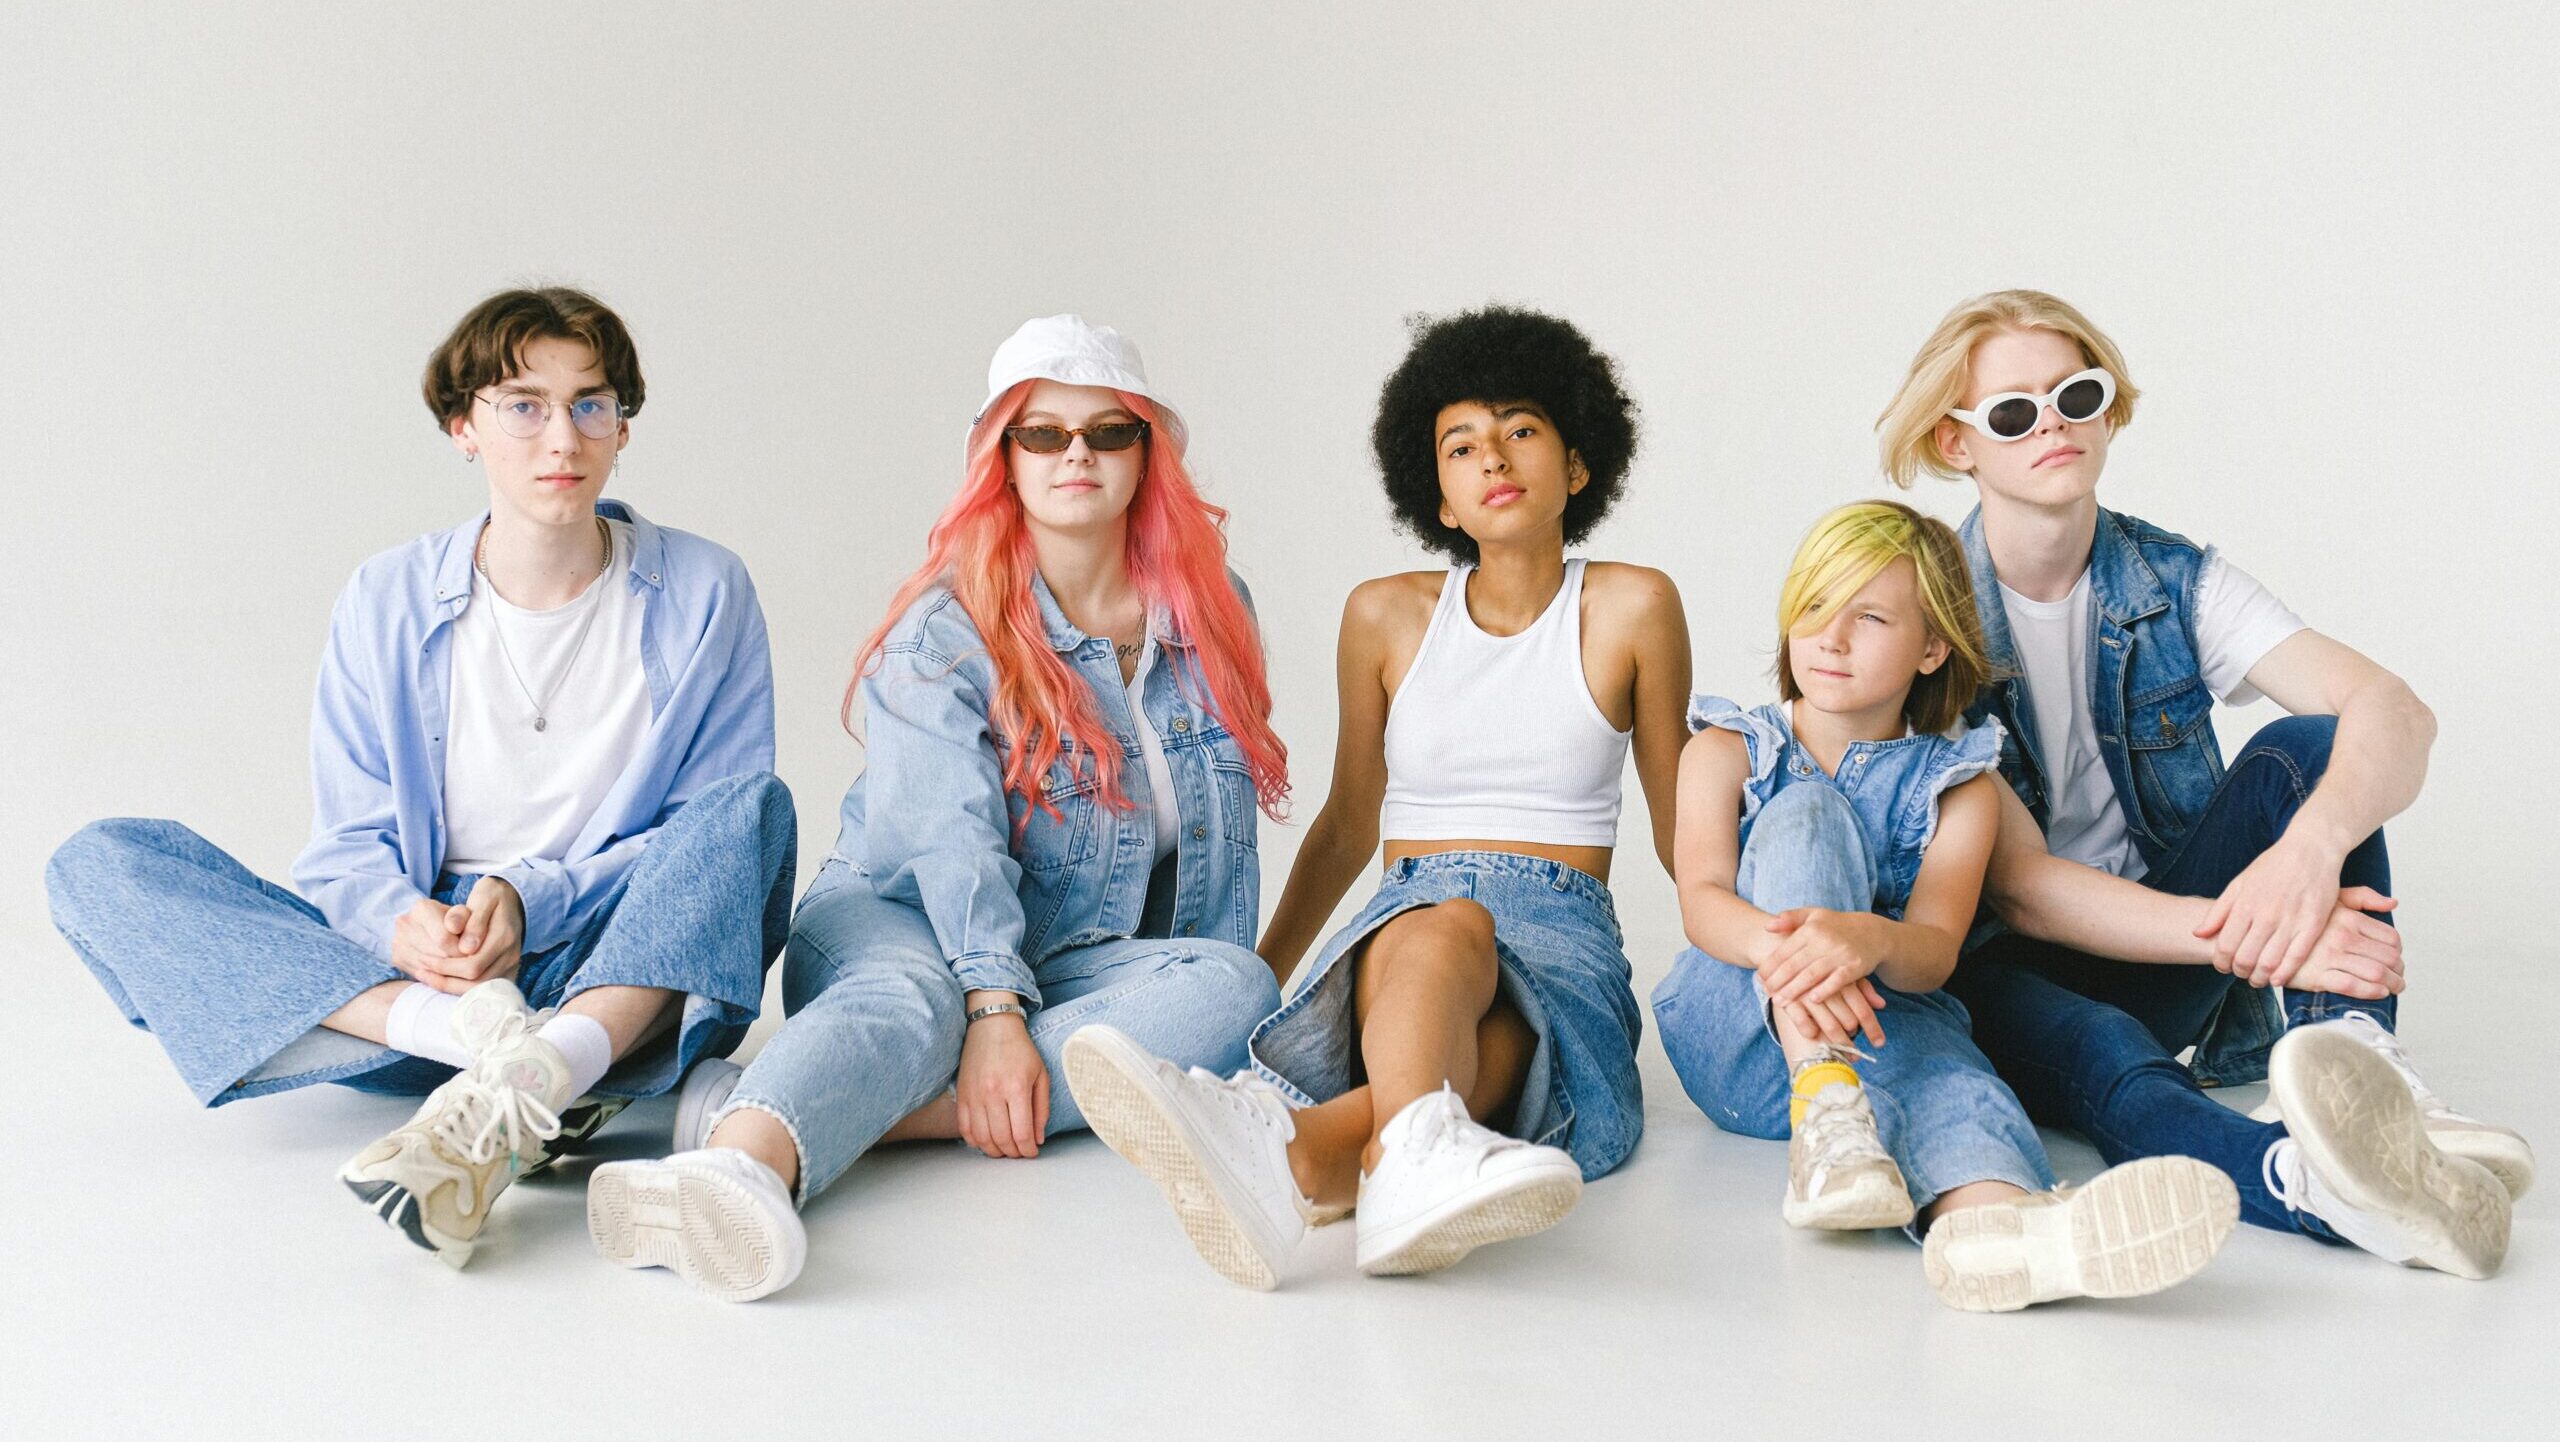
[1371,304,1640,564]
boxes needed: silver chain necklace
[474,515,612,732]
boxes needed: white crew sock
[383,984,473,1069]
[538,1013,615,1100]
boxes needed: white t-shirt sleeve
[2194,551,2308,705]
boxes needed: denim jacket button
[1192,826,1206,840]
[1172,717,1190,734]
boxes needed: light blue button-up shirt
[291,499,775,958]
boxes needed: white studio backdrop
[2,1,2551,972]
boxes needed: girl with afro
[1070,305,1690,1287]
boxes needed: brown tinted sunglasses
[1003,421,1151,454]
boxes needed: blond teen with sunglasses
[1877,289,2525,1278]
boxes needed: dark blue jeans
[1947,716,2395,1236]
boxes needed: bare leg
[707,1106,801,1193]
[320,979,411,1044]
[879,1091,961,1144]
[1923,1180,2032,1227]
[1282,902,1535,1204]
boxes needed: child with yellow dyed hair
[1651,499,2240,1311]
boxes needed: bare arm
[1984,778,2404,996]
[1614,567,1693,877]
[1255,583,1396,986]
[2196,629,2434,982]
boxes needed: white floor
[2,902,2546,1442]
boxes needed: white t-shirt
[1125,636,1181,863]
[2001,552,2305,880]
[441,520,652,875]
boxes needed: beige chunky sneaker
[338,1028,573,1267]
[1785,1082,1917,1230]
[443,979,627,1178]
[1923,1155,2238,1312]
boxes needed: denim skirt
[1249,851,1645,1179]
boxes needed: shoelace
[432,1069,565,1168]
[1399,1085,1505,1160]
[1797,1086,1893,1171]
[2332,1012,2457,1120]
[1183,1065,1293,1141]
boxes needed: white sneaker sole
[587,1157,803,1303]
[1922,1156,2238,1313]
[2251,1100,2535,1202]
[1357,1158,1584,1276]
[1783,1166,1918,1231]
[1065,1028,1291,1291]
[2271,1026,2510,1279]
[673,1058,745,1156]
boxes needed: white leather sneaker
[1355,1085,1583,1276]
[2253,1012,2533,1201]
[672,1057,746,1155]
[1785,1082,1916,1230]
[588,1147,806,1302]
[2265,1022,2510,1279]
[1066,1025,1318,1291]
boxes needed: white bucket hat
[973,313,1188,456]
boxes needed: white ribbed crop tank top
[1378,559,1631,846]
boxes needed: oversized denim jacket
[290,500,776,958]
[1959,505,2281,1083]
[829,572,1264,1006]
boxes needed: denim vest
[1692,695,2003,921]
[829,572,1263,1006]
[1959,506,2279,1083]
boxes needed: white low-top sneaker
[1785,1082,1916,1231]
[2266,1022,2510,1279]
[1064,1026,1316,1291]
[672,1057,746,1154]
[1922,1156,2238,1312]
[1355,1085,1583,1277]
[588,1147,806,1302]
[2252,1012,2533,1201]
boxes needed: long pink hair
[846,381,1289,822]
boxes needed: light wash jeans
[46,771,796,1105]
[1651,783,2054,1209]
[724,859,1281,1205]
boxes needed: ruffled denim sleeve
[1686,693,1786,827]
[1911,713,2009,853]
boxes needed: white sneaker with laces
[1064,1025,1317,1291]
[1785,1082,1916,1230]
[1922,1156,2238,1312]
[338,1024,573,1266]
[2264,1021,2510,1279]
[2252,1011,2533,1200]
[588,1147,806,1302]
[673,1057,746,1154]
[1355,1085,1583,1276]
[445,981,628,1177]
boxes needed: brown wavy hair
[422,287,645,428]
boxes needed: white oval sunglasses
[1947,367,2117,442]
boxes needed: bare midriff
[1383,837,1613,886]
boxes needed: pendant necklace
[475,515,611,732]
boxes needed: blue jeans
[725,860,1281,1205]
[1652,784,2055,1209]
[1948,716,2390,1237]
[46,771,797,1106]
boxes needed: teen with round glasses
[586,315,1288,1302]
[1876,288,2529,1279]
[45,286,795,1269]
[1069,306,1690,1288]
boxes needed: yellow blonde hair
[1875,289,2142,489]
[1776,500,1995,735]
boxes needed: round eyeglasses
[477,389,626,441]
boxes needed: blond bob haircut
[1776,499,1996,736]
[1875,289,2141,489]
